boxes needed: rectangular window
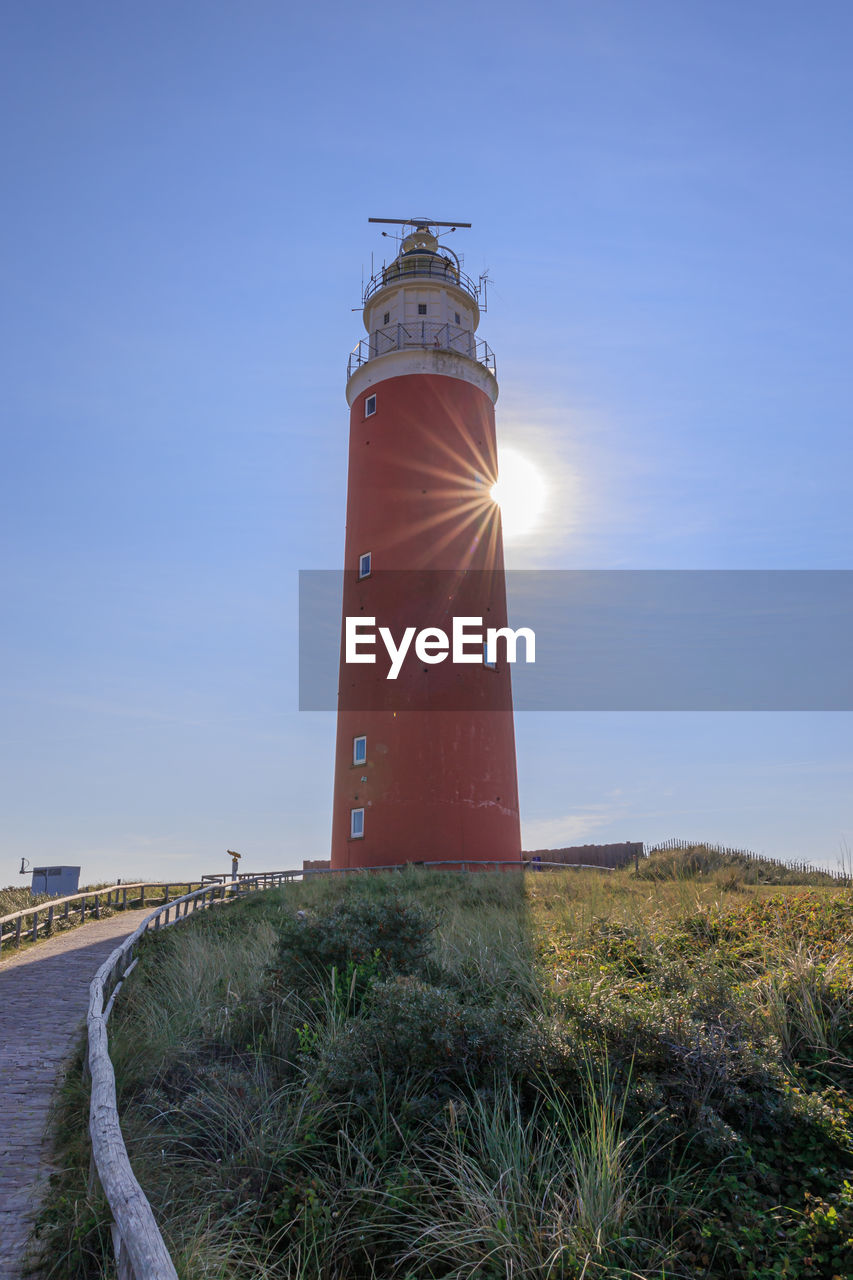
[350,807,365,839]
[455,312,461,324]
[484,640,497,670]
[358,551,372,579]
[365,393,376,417]
[383,311,390,325]
[418,303,427,315]
[353,735,367,765]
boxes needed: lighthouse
[330,219,521,870]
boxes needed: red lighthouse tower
[330,219,521,870]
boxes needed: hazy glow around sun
[490,446,547,540]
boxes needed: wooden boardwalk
[0,909,153,1279]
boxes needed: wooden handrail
[1,882,191,926]
[0,882,208,954]
[87,873,299,1278]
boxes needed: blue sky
[2,1,851,883]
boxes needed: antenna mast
[368,217,472,229]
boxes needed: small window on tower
[455,312,461,324]
[484,641,497,670]
[365,394,377,417]
[350,807,365,839]
[358,552,372,579]
[383,311,390,325]
[353,735,367,765]
[418,303,427,315]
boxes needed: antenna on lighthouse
[368,217,472,229]
[479,269,492,312]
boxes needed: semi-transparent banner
[298,570,853,711]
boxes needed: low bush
[273,889,437,987]
[312,974,527,1109]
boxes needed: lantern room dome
[400,226,439,255]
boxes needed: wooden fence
[524,842,643,870]
[648,838,852,884]
[86,872,299,1280]
[0,882,209,955]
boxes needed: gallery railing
[363,257,480,303]
[348,321,496,378]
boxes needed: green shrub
[313,975,526,1109]
[275,891,437,984]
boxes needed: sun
[490,446,547,540]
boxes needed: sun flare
[490,446,547,540]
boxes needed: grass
[0,886,53,915]
[640,843,849,887]
[33,853,853,1279]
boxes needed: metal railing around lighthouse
[347,320,496,379]
[363,257,481,303]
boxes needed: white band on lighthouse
[346,346,499,406]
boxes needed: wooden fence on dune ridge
[648,838,852,884]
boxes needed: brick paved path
[0,910,153,1279]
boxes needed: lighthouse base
[330,709,521,871]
